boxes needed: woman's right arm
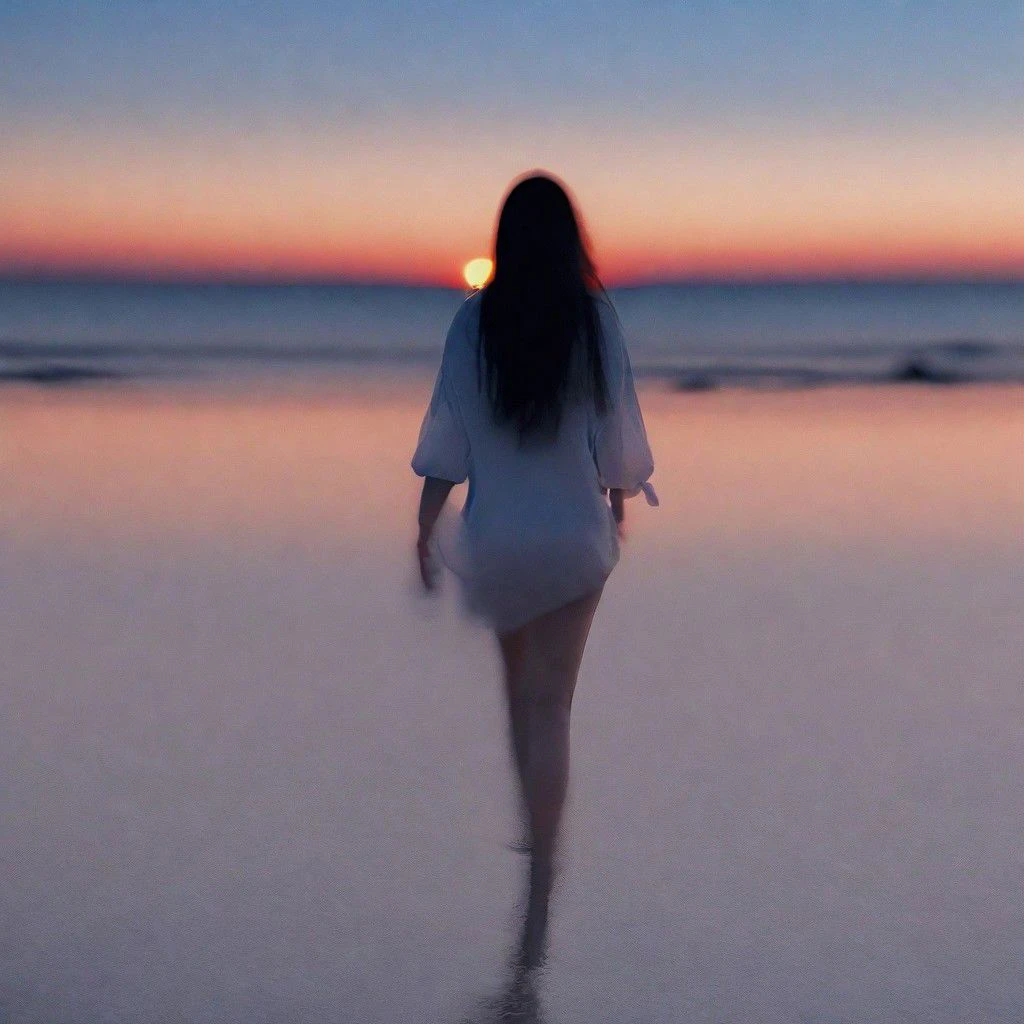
[416,476,455,590]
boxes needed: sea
[1,278,1023,388]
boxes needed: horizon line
[2,268,1023,289]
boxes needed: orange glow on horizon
[2,230,1022,287]
[2,117,1022,284]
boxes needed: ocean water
[1,279,1023,387]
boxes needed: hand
[417,533,439,591]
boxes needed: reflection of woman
[412,172,657,973]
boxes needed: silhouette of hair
[477,172,608,443]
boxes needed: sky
[1,1,1022,286]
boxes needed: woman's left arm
[416,476,455,590]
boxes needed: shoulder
[441,292,482,377]
[591,289,616,317]
[591,290,624,339]
[459,288,485,322]
[444,290,480,341]
[590,290,626,365]
[446,290,482,344]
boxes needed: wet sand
[2,380,1023,1022]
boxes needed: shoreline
[1,356,1023,392]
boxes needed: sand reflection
[2,381,1021,557]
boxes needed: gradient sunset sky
[2,1,1022,286]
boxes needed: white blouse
[412,290,656,633]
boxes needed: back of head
[478,171,608,443]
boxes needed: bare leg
[498,629,530,837]
[498,586,604,971]
[516,587,603,862]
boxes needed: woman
[411,171,656,973]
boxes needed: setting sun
[463,257,494,290]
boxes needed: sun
[462,257,494,290]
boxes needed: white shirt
[412,290,656,633]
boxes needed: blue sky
[4,1,1021,126]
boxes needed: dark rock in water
[890,359,963,385]
[673,372,717,392]
[0,364,123,385]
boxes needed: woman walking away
[411,171,657,977]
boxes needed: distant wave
[3,337,1022,389]
[651,339,1024,391]
[0,338,437,386]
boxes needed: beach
[3,378,1023,1023]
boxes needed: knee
[525,681,574,717]
[519,651,580,716]
[523,647,578,686]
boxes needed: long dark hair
[477,172,608,443]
